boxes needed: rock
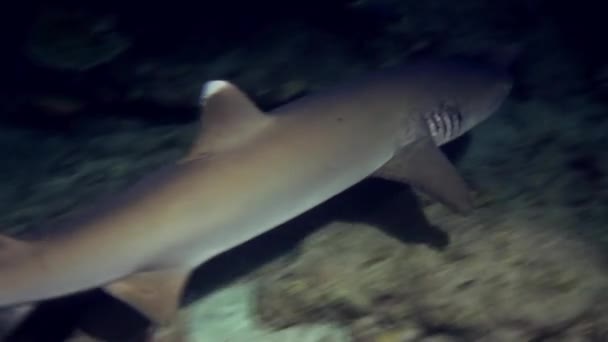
[419,335,459,342]
[181,283,349,342]
[350,316,423,342]
[550,301,608,341]
[475,327,533,342]
[25,7,130,71]
[254,198,607,340]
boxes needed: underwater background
[1,0,608,341]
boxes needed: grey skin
[0,57,511,326]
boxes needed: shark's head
[409,59,513,145]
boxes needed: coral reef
[180,283,349,341]
[25,8,130,71]
[254,200,608,341]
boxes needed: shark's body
[0,58,511,325]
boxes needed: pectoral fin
[104,268,191,324]
[374,138,473,214]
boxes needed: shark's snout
[485,76,512,114]
[421,65,512,146]
[457,68,512,136]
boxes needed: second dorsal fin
[184,80,273,160]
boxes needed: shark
[0,56,512,329]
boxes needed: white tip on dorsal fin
[201,80,232,103]
[183,80,273,161]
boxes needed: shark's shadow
[4,138,470,341]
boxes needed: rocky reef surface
[254,200,608,341]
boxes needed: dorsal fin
[184,80,273,160]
